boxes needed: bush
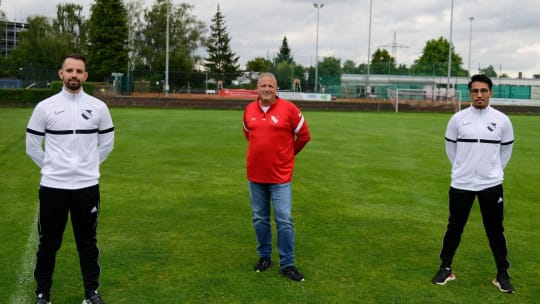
[49,81,97,95]
[0,81,102,107]
[0,89,51,106]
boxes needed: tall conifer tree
[204,5,240,84]
[87,0,129,81]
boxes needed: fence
[2,65,539,101]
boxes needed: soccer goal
[387,88,462,113]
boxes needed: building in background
[1,19,27,58]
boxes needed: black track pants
[439,184,510,272]
[34,185,101,297]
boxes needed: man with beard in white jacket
[432,74,515,294]
[26,54,114,304]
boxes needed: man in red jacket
[243,72,311,281]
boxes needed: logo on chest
[270,115,279,124]
[487,122,497,132]
[81,109,93,120]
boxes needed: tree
[132,0,206,90]
[274,61,294,90]
[410,36,466,77]
[316,56,341,91]
[53,3,87,54]
[246,57,273,72]
[342,60,359,74]
[87,0,129,81]
[479,65,497,78]
[7,16,71,70]
[204,4,240,84]
[275,36,294,65]
[125,0,144,71]
[370,48,395,75]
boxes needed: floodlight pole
[446,0,454,102]
[365,0,373,98]
[164,0,170,96]
[467,17,474,80]
[313,3,324,93]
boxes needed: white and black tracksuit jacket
[26,89,115,189]
[445,105,514,191]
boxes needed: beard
[64,78,82,91]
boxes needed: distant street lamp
[165,0,170,96]
[313,3,324,93]
[365,0,373,97]
[446,0,454,101]
[467,17,474,80]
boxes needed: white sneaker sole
[492,278,515,293]
[434,273,455,285]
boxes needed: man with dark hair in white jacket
[431,74,515,293]
[26,54,114,304]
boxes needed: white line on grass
[10,208,38,304]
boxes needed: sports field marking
[10,208,38,304]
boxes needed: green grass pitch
[1,108,539,303]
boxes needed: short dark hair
[62,54,86,67]
[468,74,493,90]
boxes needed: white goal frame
[387,88,462,113]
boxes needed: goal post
[386,88,462,113]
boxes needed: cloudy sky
[3,0,540,78]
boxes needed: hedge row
[0,81,98,106]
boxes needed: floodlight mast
[446,0,454,102]
[313,3,324,93]
[165,0,170,96]
[467,17,474,80]
[365,0,373,98]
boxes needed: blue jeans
[248,181,295,268]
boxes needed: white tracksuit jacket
[26,88,115,190]
[445,105,514,191]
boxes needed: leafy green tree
[246,57,273,72]
[370,48,395,74]
[53,3,87,54]
[395,63,409,75]
[410,36,466,77]
[316,56,341,90]
[274,61,294,90]
[204,4,240,84]
[479,65,497,78]
[275,36,294,65]
[133,0,205,90]
[342,60,359,74]
[7,16,71,70]
[4,16,73,85]
[87,0,129,81]
[125,0,145,72]
[271,36,306,90]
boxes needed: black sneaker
[83,292,106,304]
[432,267,455,285]
[254,257,272,272]
[493,271,515,293]
[35,293,51,304]
[281,265,305,282]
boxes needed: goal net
[386,88,462,113]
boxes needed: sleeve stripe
[294,116,305,134]
[98,127,115,134]
[26,128,45,136]
[445,137,457,143]
[501,140,514,146]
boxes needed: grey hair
[257,72,277,82]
